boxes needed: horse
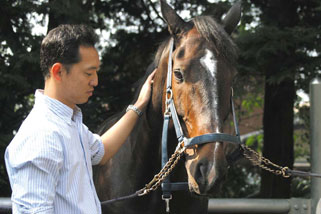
[93,0,241,213]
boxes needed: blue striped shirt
[5,90,105,214]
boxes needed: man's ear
[51,63,63,81]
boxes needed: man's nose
[90,72,98,87]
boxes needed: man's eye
[85,72,92,76]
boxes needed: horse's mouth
[187,171,226,197]
[189,184,222,197]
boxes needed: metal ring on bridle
[166,89,173,101]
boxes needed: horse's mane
[96,62,156,134]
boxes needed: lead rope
[141,142,186,196]
[101,142,185,206]
[241,144,321,178]
[101,138,320,206]
[241,144,290,178]
[231,89,293,179]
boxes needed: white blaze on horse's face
[200,49,217,78]
[200,49,220,128]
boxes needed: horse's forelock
[193,16,238,64]
[154,16,237,67]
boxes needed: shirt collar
[34,89,82,125]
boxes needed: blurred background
[0,0,320,199]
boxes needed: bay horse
[94,1,241,213]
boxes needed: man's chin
[77,98,89,105]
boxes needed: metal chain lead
[136,142,292,198]
[241,144,290,178]
[137,86,185,196]
[138,142,186,196]
[138,141,291,197]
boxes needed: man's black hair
[40,24,99,79]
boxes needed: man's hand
[134,69,157,111]
[99,68,157,164]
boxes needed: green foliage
[241,93,263,113]
[245,133,263,153]
[236,0,320,198]
[221,164,261,198]
[237,0,321,90]
[292,177,310,198]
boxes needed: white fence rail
[208,198,310,214]
[0,198,11,214]
[310,78,321,213]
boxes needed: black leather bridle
[161,38,244,199]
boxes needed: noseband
[161,38,243,198]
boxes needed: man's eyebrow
[87,65,101,71]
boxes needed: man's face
[60,46,100,108]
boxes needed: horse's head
[153,0,241,196]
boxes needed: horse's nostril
[199,164,207,180]
[195,160,209,185]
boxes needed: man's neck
[44,80,75,109]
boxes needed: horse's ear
[160,0,188,36]
[222,1,241,35]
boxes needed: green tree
[237,0,321,198]
[0,0,44,196]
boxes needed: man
[5,24,155,213]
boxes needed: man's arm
[99,70,156,165]
[5,131,63,213]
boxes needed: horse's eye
[174,69,184,83]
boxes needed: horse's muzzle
[185,142,228,196]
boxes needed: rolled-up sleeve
[89,133,105,165]
[5,130,63,214]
